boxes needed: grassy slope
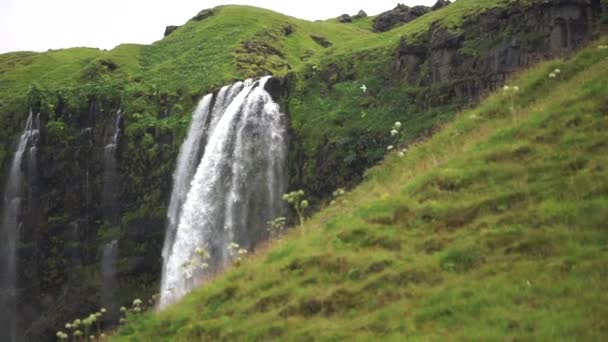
[0,0,519,106]
[113,41,608,341]
[0,0,521,196]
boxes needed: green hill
[113,39,608,341]
[1,0,607,340]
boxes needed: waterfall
[0,110,40,342]
[101,240,118,317]
[103,110,122,225]
[100,110,122,317]
[160,77,287,308]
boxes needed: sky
[0,0,437,54]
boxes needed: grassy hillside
[0,0,530,115]
[113,40,608,341]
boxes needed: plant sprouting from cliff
[330,188,345,205]
[228,242,248,266]
[282,190,309,225]
[549,68,561,78]
[132,298,143,313]
[181,247,210,280]
[387,121,406,154]
[267,217,287,240]
[56,331,68,341]
[503,85,519,123]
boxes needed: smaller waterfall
[160,77,288,308]
[101,111,121,317]
[101,240,118,317]
[0,110,40,342]
[103,110,122,225]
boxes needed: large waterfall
[160,77,288,308]
[0,111,40,342]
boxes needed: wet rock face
[264,76,289,102]
[12,93,180,341]
[373,4,430,32]
[393,0,599,107]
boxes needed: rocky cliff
[0,1,605,340]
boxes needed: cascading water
[103,110,122,225]
[0,110,40,342]
[160,77,287,308]
[101,240,118,316]
[100,110,122,317]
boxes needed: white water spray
[160,77,287,308]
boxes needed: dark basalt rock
[354,10,368,19]
[393,0,599,107]
[373,4,430,32]
[264,76,289,102]
[432,0,452,11]
[282,24,295,36]
[310,34,332,48]
[192,8,215,21]
[164,25,179,37]
[338,14,352,23]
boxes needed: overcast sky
[0,0,437,54]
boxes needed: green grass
[0,0,520,107]
[112,39,608,341]
[0,0,526,191]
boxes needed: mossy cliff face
[285,0,603,200]
[9,92,181,340]
[0,1,604,340]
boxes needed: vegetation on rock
[0,0,605,340]
[113,39,608,341]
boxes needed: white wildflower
[394,121,402,129]
[387,145,394,151]
[184,268,193,279]
[390,129,398,136]
[360,84,367,93]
